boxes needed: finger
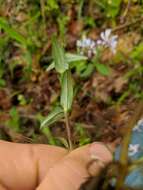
[32,143,68,182]
[65,142,114,178]
[0,140,67,190]
[0,184,7,190]
[37,142,115,190]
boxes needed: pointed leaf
[55,137,69,148]
[52,37,68,73]
[66,53,87,62]
[95,63,110,76]
[40,106,64,128]
[60,70,74,112]
[46,62,55,72]
[46,53,87,72]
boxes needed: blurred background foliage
[0,0,143,147]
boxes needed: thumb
[66,142,114,176]
[37,142,114,190]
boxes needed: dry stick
[115,101,143,190]
[120,0,131,23]
[65,112,73,150]
[112,17,143,32]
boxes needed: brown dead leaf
[114,76,127,93]
[68,20,83,36]
[0,89,11,110]
[92,70,128,102]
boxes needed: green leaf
[95,63,110,76]
[46,53,87,72]
[131,43,143,60]
[40,106,64,128]
[66,53,87,62]
[52,37,69,73]
[55,137,69,148]
[6,107,20,132]
[23,50,33,77]
[46,62,55,72]
[60,70,74,112]
[47,0,59,10]
[41,127,56,145]
[102,0,122,18]
[79,64,94,78]
[0,79,6,87]
[0,17,27,46]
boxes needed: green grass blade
[0,17,27,46]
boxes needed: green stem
[78,0,85,20]
[65,112,72,150]
[40,0,46,32]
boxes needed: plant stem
[40,0,46,33]
[120,0,131,23]
[112,17,143,32]
[65,112,72,150]
[78,0,85,20]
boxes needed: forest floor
[0,0,143,148]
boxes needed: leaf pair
[52,36,74,113]
[41,37,74,128]
[46,53,87,72]
[40,70,73,128]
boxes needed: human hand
[0,140,114,190]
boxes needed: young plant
[41,37,87,149]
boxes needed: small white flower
[76,37,96,58]
[98,28,118,54]
[101,29,112,43]
[129,144,140,156]
[76,40,82,47]
[76,37,96,49]
[133,119,143,132]
[76,29,118,57]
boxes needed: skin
[0,140,114,190]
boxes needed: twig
[120,0,131,23]
[112,17,143,32]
